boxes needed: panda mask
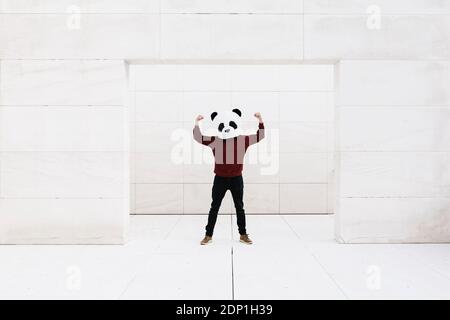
[211,108,243,140]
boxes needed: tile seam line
[117,215,183,299]
[280,215,350,300]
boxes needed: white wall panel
[339,107,450,152]
[0,152,125,198]
[0,60,128,244]
[337,61,450,106]
[0,106,125,151]
[135,184,183,214]
[135,92,183,122]
[339,152,450,198]
[280,92,334,122]
[244,184,279,214]
[304,0,450,14]
[0,60,125,105]
[231,92,279,122]
[280,184,328,214]
[0,0,160,13]
[305,15,450,60]
[135,122,183,153]
[184,184,233,214]
[161,14,303,59]
[184,164,215,184]
[182,92,231,123]
[337,198,450,243]
[134,152,183,183]
[280,153,328,183]
[336,60,450,243]
[162,0,303,14]
[279,122,328,152]
[0,14,159,59]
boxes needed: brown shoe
[200,236,213,245]
[240,234,253,245]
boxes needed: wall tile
[135,92,183,122]
[279,122,328,152]
[0,152,125,198]
[0,60,125,105]
[0,106,125,151]
[305,15,450,60]
[184,183,232,214]
[337,60,450,106]
[231,92,279,122]
[339,152,450,198]
[0,0,160,13]
[280,153,328,183]
[134,152,183,183]
[280,184,328,213]
[278,65,334,91]
[244,183,279,214]
[161,14,303,59]
[162,0,303,13]
[131,65,183,91]
[338,107,450,152]
[182,65,232,91]
[184,164,215,183]
[304,0,450,14]
[135,184,183,214]
[135,122,184,153]
[280,92,334,122]
[0,14,159,59]
[182,92,231,123]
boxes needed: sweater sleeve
[246,123,265,147]
[193,125,215,146]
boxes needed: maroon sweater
[193,123,265,177]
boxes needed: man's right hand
[195,115,204,124]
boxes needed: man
[193,111,265,245]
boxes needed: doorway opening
[127,63,335,216]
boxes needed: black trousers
[205,175,246,237]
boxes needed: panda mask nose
[224,129,231,133]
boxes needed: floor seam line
[231,215,235,300]
[280,215,350,300]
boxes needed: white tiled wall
[129,64,334,215]
[1,1,449,243]
[0,60,129,244]
[335,60,450,243]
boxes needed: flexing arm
[193,115,215,146]
[246,112,265,146]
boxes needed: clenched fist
[254,112,263,123]
[195,115,204,124]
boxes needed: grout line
[132,90,335,93]
[280,215,350,300]
[0,12,450,15]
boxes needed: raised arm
[246,112,265,146]
[193,115,215,146]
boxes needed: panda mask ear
[210,112,218,121]
[232,108,242,117]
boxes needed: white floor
[1,215,450,300]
